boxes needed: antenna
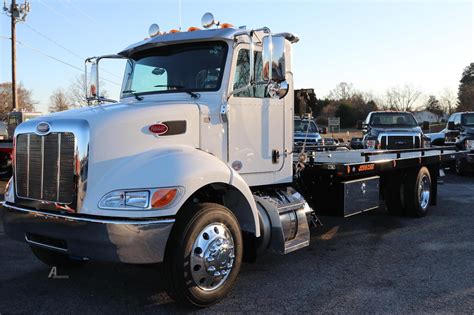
[178,0,182,31]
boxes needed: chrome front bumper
[1,202,175,264]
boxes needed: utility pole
[3,0,30,112]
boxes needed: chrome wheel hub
[418,175,430,210]
[190,223,235,291]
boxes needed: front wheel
[165,203,243,307]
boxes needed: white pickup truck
[2,13,464,307]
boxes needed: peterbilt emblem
[36,122,51,135]
[149,123,168,135]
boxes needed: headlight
[466,140,474,151]
[99,190,150,209]
[99,188,182,210]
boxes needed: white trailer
[2,13,464,307]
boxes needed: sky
[0,0,473,114]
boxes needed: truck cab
[2,13,308,307]
[444,112,474,174]
[360,111,430,150]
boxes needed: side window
[233,49,252,97]
[454,114,461,125]
[233,49,267,98]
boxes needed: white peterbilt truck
[2,13,464,307]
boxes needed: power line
[0,35,121,86]
[22,22,83,59]
[63,0,96,23]
[36,0,74,27]
[22,22,122,79]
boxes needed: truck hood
[294,132,321,139]
[368,126,422,136]
[462,127,474,135]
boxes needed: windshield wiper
[122,90,143,101]
[153,85,200,99]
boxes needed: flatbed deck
[298,147,464,178]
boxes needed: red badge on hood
[149,123,169,135]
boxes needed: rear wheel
[403,167,432,217]
[30,246,85,267]
[455,158,466,176]
[165,203,243,307]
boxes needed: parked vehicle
[358,111,431,150]
[1,13,465,307]
[0,111,42,177]
[294,116,322,147]
[444,112,474,174]
[350,137,364,149]
[426,129,447,146]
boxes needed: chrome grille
[15,133,75,204]
[380,135,421,150]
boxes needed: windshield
[121,41,228,98]
[369,113,417,127]
[462,113,474,126]
[294,120,318,133]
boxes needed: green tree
[425,95,444,118]
[457,63,474,111]
[335,102,357,128]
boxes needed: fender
[82,145,260,236]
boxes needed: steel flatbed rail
[298,146,465,179]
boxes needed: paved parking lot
[1,174,473,313]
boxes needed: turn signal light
[152,189,178,208]
[220,23,234,29]
[169,29,180,33]
[188,26,201,32]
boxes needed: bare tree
[439,87,457,115]
[49,88,72,113]
[328,82,354,100]
[68,74,109,108]
[383,84,422,111]
[0,82,37,119]
[68,75,88,108]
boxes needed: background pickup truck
[358,111,431,150]
[444,112,474,174]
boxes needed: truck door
[227,47,285,174]
[446,114,460,144]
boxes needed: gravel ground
[0,174,473,313]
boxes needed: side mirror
[448,121,455,130]
[86,59,99,100]
[356,120,363,130]
[262,34,286,87]
[422,121,430,131]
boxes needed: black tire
[455,158,466,176]
[403,167,432,217]
[165,203,243,308]
[384,174,406,216]
[30,246,85,267]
